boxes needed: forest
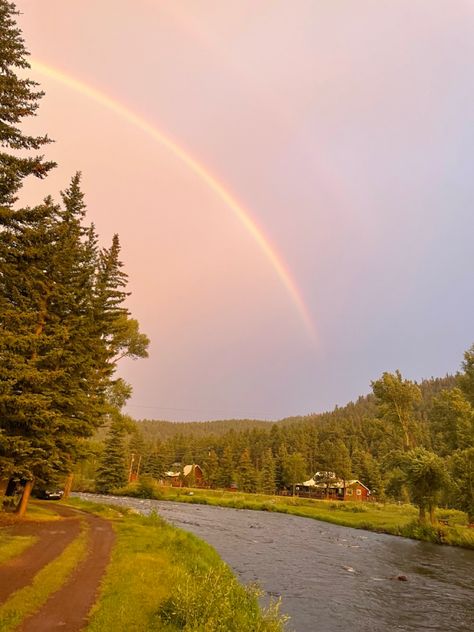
[91,357,474,525]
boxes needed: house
[164,464,205,487]
[295,473,370,501]
[182,464,204,485]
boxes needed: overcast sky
[16,1,474,421]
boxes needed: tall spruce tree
[96,420,128,493]
[238,448,256,492]
[0,0,55,208]
[260,448,276,494]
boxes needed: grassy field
[68,498,287,632]
[117,481,474,549]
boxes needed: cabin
[295,474,370,501]
[182,464,204,485]
[164,464,205,487]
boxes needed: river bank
[76,493,474,632]
[67,498,286,631]
[113,482,474,549]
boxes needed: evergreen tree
[430,388,474,456]
[128,430,147,479]
[96,420,128,493]
[218,446,234,488]
[0,176,149,509]
[203,449,220,488]
[238,448,256,493]
[275,444,288,491]
[458,344,474,407]
[260,448,276,494]
[448,447,474,522]
[0,0,55,208]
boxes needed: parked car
[36,489,64,500]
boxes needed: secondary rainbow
[30,59,316,342]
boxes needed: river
[77,494,473,632]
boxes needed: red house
[165,464,205,487]
[295,475,370,501]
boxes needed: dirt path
[0,504,82,603]
[0,503,116,631]
[18,508,115,632]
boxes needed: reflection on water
[79,494,474,632]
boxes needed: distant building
[295,475,370,501]
[164,464,205,487]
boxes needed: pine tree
[0,0,55,208]
[218,446,234,488]
[128,430,147,480]
[203,449,220,488]
[0,175,149,510]
[449,448,474,522]
[238,448,256,493]
[458,344,474,407]
[260,448,276,494]
[95,420,128,493]
[430,388,474,455]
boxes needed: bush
[157,564,287,631]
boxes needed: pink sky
[15,1,474,420]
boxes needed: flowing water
[78,494,474,632]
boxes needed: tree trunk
[429,503,436,525]
[63,473,74,500]
[0,478,8,498]
[15,480,33,518]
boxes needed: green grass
[117,481,474,549]
[0,535,37,564]
[67,498,287,632]
[0,521,89,632]
[26,503,61,521]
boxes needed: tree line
[94,351,473,525]
[0,1,149,515]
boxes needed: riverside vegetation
[104,482,474,550]
[0,500,286,631]
[68,500,286,632]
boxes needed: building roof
[300,477,370,491]
[182,464,202,477]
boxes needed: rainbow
[30,59,316,342]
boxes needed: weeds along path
[17,507,115,632]
[0,503,82,603]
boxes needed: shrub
[157,564,287,631]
